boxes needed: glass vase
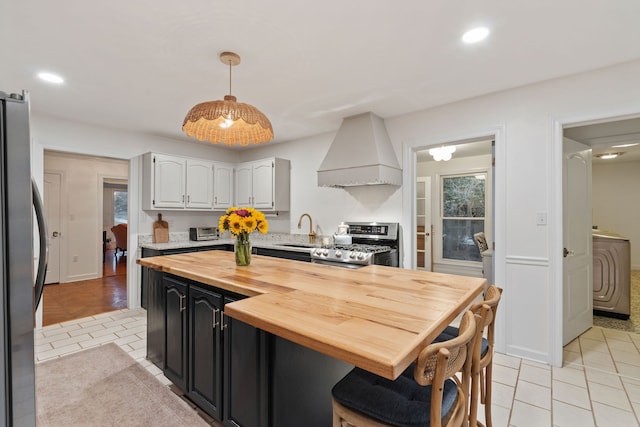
[234,235,252,266]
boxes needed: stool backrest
[469,285,502,358]
[413,310,478,427]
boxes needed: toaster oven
[189,227,219,241]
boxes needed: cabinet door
[186,159,214,209]
[163,276,188,391]
[251,159,274,210]
[213,163,234,209]
[223,296,269,427]
[235,162,253,207]
[188,286,223,420]
[154,154,186,208]
[146,268,165,369]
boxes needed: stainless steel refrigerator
[1,90,48,425]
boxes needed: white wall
[33,115,242,240]
[388,59,640,364]
[31,58,640,365]
[592,160,640,269]
[33,116,242,308]
[239,133,403,239]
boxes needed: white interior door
[563,137,593,345]
[44,172,61,284]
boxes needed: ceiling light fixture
[182,51,273,146]
[428,145,456,161]
[462,27,490,44]
[612,143,639,148]
[596,152,623,160]
[37,72,64,84]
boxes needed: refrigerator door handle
[32,178,48,310]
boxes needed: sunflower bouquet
[219,207,268,265]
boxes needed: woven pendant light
[182,52,273,146]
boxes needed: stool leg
[484,363,493,427]
[469,368,480,427]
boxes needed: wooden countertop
[137,250,485,380]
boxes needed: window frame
[435,171,488,266]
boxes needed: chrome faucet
[297,213,317,244]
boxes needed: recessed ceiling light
[37,72,64,84]
[462,27,490,44]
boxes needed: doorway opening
[562,117,640,341]
[563,118,640,344]
[413,138,494,281]
[42,151,129,326]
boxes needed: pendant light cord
[228,60,232,96]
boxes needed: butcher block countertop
[137,250,485,380]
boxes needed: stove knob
[349,252,356,259]
[357,253,365,260]
[323,249,329,256]
[335,250,342,258]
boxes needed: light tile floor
[35,309,640,427]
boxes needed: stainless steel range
[311,222,399,268]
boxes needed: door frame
[551,108,640,366]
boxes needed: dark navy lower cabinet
[223,296,269,427]
[188,285,224,420]
[163,276,188,392]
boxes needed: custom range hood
[317,112,401,187]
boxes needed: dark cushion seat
[436,326,488,357]
[331,367,458,427]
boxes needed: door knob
[563,247,575,257]
[52,231,60,237]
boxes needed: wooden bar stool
[331,310,478,427]
[435,285,503,427]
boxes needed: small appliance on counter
[333,221,352,245]
[189,227,219,241]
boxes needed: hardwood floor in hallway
[42,249,127,326]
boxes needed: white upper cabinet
[142,153,289,212]
[185,159,214,209]
[251,159,276,209]
[213,162,234,210]
[235,158,290,211]
[143,153,214,211]
[151,154,186,208]
[235,162,253,207]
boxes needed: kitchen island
[138,250,485,427]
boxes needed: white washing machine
[592,230,631,319]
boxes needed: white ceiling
[3,1,640,150]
